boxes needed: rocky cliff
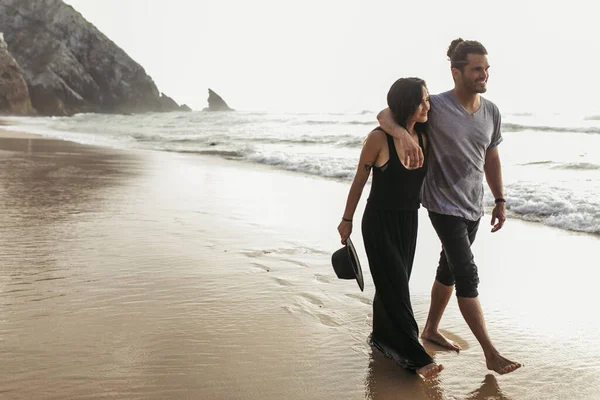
[0,33,35,115]
[0,0,187,116]
[203,89,233,111]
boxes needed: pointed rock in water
[203,88,234,111]
[0,0,188,116]
[0,32,35,115]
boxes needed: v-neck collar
[448,90,483,116]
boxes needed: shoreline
[0,121,597,244]
[0,124,46,139]
[2,117,598,239]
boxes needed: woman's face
[409,86,430,124]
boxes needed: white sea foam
[3,111,599,235]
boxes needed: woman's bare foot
[485,352,521,375]
[421,328,461,352]
[416,363,444,379]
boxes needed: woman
[337,77,443,378]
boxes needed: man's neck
[452,87,480,113]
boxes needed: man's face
[454,54,489,93]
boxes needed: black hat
[331,237,364,292]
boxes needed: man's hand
[376,108,423,169]
[490,203,506,232]
[391,131,424,169]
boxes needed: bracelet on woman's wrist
[494,198,506,204]
[342,217,352,222]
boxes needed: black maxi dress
[361,128,433,370]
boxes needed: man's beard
[459,71,488,93]
[467,80,487,93]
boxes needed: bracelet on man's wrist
[494,198,506,204]
[342,217,352,222]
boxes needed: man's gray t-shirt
[421,90,503,221]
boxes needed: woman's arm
[337,131,383,243]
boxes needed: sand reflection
[0,137,137,222]
[366,349,512,400]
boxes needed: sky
[64,0,600,115]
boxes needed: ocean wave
[584,115,600,121]
[488,184,600,235]
[165,149,244,159]
[71,113,97,118]
[304,120,375,126]
[519,160,553,166]
[244,153,354,181]
[503,123,600,134]
[505,112,534,116]
[170,138,220,144]
[243,135,364,147]
[551,162,600,171]
[135,133,366,148]
[5,112,599,236]
[519,161,600,170]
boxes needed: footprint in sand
[296,294,342,327]
[297,292,324,307]
[244,247,326,257]
[34,277,66,282]
[248,263,272,273]
[314,313,341,327]
[280,258,309,268]
[272,277,293,287]
[283,294,342,328]
[242,249,274,258]
[282,305,295,314]
[314,274,335,284]
[293,246,329,256]
[345,293,372,306]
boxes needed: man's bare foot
[421,329,461,352]
[416,363,444,379]
[485,352,521,375]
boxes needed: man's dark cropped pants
[428,211,481,298]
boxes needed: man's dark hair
[447,38,488,70]
[387,77,428,132]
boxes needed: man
[376,38,521,375]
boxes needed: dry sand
[0,130,599,399]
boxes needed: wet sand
[0,130,599,399]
